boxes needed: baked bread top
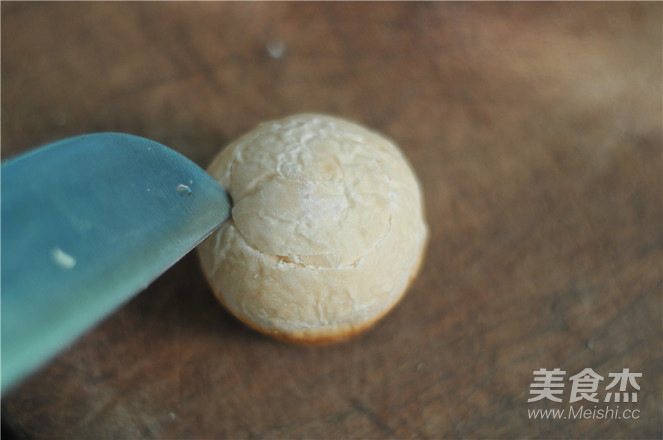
[197,114,428,343]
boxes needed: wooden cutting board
[2,3,661,439]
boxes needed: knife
[1,133,232,394]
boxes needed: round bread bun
[197,114,428,344]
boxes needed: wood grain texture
[2,2,661,439]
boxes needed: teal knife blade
[1,133,231,394]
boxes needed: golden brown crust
[201,258,400,345]
[197,114,428,343]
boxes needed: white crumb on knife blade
[52,247,77,269]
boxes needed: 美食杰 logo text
[526,368,641,421]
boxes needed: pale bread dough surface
[197,114,427,342]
